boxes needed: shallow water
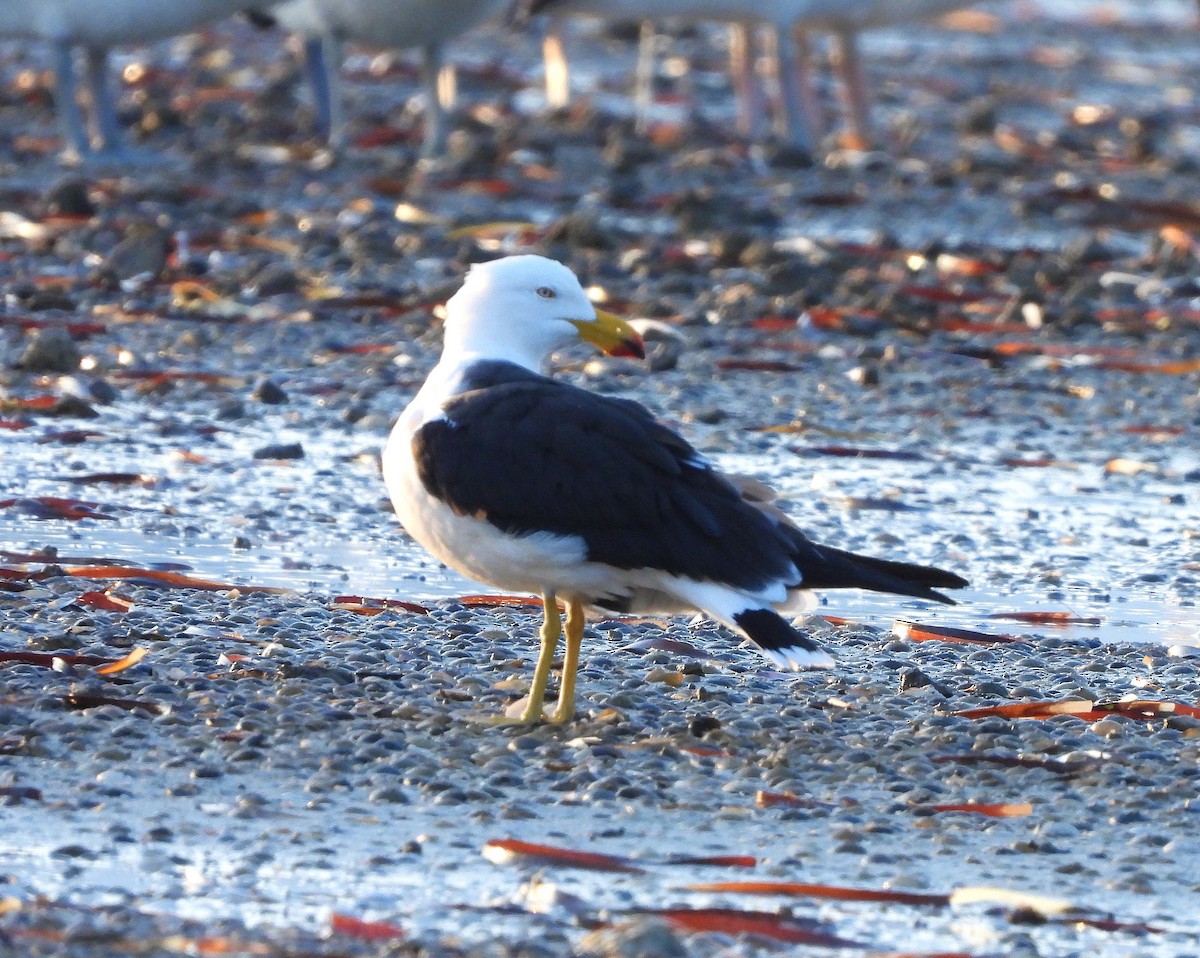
[7,416,1199,650]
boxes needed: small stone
[629,319,685,373]
[52,844,96,859]
[899,668,950,696]
[95,222,171,284]
[687,715,721,737]
[48,395,98,418]
[1062,234,1115,266]
[846,364,880,387]
[215,399,246,421]
[958,96,998,136]
[253,442,304,460]
[368,786,410,804]
[252,380,289,405]
[577,917,687,958]
[44,176,96,218]
[542,211,614,250]
[86,379,120,404]
[249,262,301,297]
[1089,719,1123,737]
[18,328,81,372]
[691,406,725,425]
[710,230,752,267]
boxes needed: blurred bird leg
[634,19,656,134]
[773,23,819,150]
[543,21,571,107]
[729,21,765,139]
[831,26,871,149]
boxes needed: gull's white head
[441,254,643,371]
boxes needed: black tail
[732,608,835,670]
[795,543,968,605]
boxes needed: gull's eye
[536,286,556,299]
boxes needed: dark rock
[1062,234,1116,266]
[17,328,81,372]
[49,395,98,418]
[252,379,289,405]
[43,177,96,218]
[691,406,726,425]
[542,211,615,251]
[763,141,815,168]
[87,379,120,404]
[253,442,304,460]
[51,845,97,860]
[215,399,246,421]
[710,230,752,267]
[22,289,77,312]
[899,668,951,696]
[249,262,302,297]
[958,96,998,136]
[762,260,824,296]
[95,222,171,284]
[687,715,721,737]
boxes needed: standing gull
[527,0,820,149]
[383,255,967,724]
[784,0,988,149]
[528,0,988,151]
[250,0,509,155]
[0,0,259,160]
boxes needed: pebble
[252,442,305,460]
[95,222,171,284]
[577,918,688,958]
[251,379,289,405]
[18,328,81,372]
[43,176,96,218]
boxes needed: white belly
[268,0,503,47]
[12,0,249,45]
[382,412,613,598]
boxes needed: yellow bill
[570,309,645,359]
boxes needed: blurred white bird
[250,0,510,155]
[528,0,820,150]
[0,0,258,160]
[527,0,986,151]
[787,0,987,149]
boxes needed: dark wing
[415,362,968,603]
[413,370,800,592]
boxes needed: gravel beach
[3,3,1200,955]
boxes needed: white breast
[381,397,592,595]
[266,0,506,47]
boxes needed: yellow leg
[473,592,561,726]
[548,598,585,724]
[508,591,559,725]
